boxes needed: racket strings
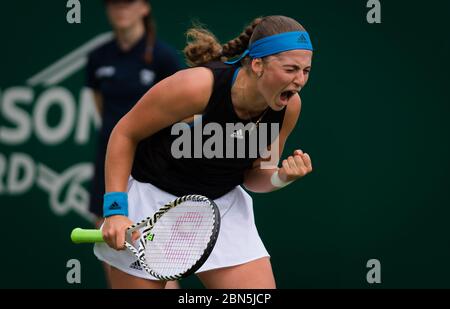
[143,201,216,277]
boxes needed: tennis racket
[71,194,220,281]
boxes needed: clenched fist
[278,149,313,182]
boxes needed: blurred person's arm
[93,90,103,116]
[86,51,103,116]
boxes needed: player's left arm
[243,95,313,192]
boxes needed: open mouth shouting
[278,89,298,106]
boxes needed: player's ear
[251,58,264,79]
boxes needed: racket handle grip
[71,228,104,244]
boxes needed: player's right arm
[102,67,214,250]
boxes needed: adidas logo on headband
[297,34,308,43]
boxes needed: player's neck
[231,68,268,119]
[115,23,145,52]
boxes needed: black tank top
[131,62,287,199]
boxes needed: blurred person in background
[86,0,183,288]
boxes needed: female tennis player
[95,15,314,288]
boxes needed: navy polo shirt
[86,35,183,140]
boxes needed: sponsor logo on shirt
[140,69,155,86]
[95,66,115,79]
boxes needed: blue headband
[225,31,313,65]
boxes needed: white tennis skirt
[93,177,269,280]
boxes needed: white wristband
[270,171,293,188]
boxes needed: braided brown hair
[221,18,263,61]
[184,15,306,67]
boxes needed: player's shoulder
[166,67,214,101]
[141,67,213,117]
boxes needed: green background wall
[1,1,449,288]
